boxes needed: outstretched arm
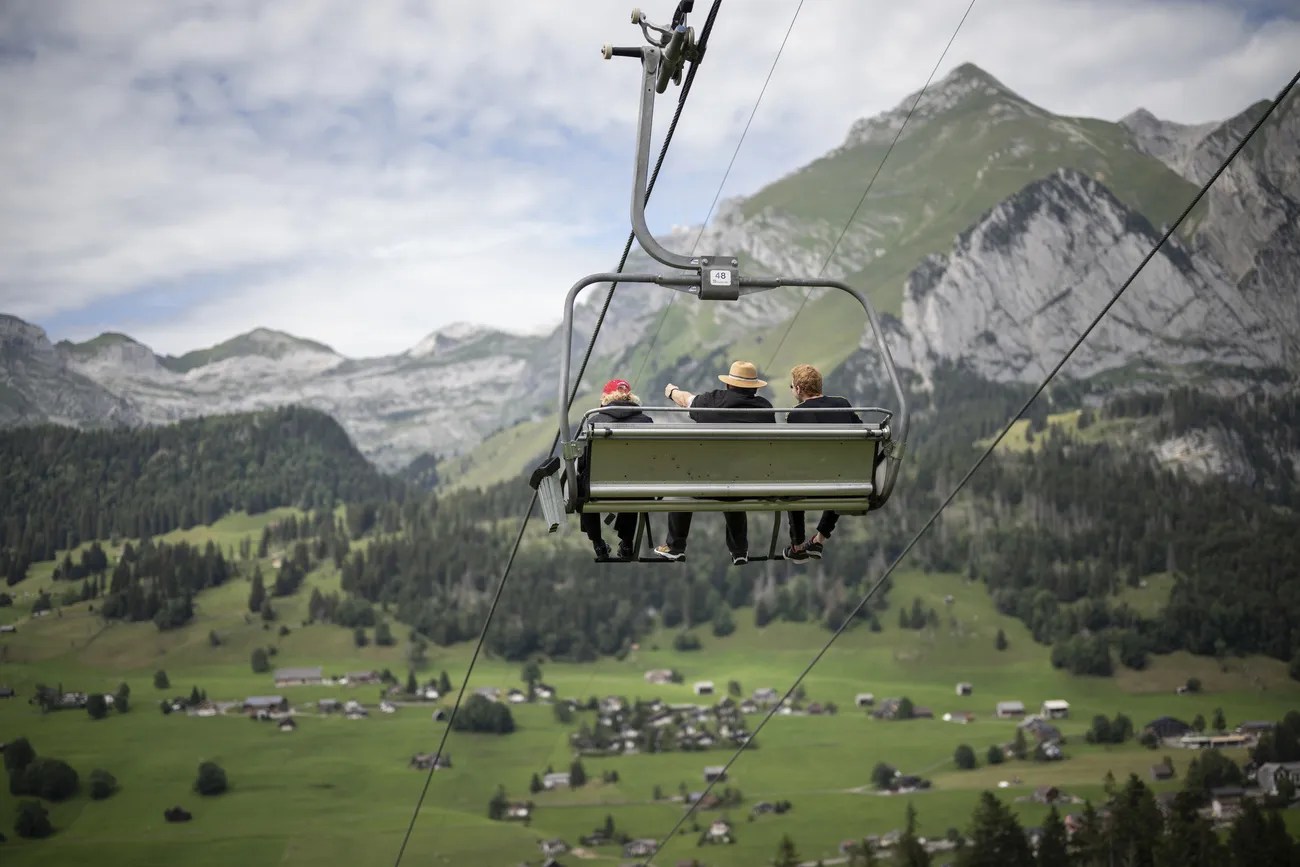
[664,383,694,408]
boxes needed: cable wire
[389,5,724,865]
[763,0,977,374]
[631,0,806,390]
[647,63,1300,863]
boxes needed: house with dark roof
[1257,762,1300,796]
[273,667,323,687]
[1144,716,1194,739]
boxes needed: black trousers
[664,511,748,556]
[788,510,840,545]
[581,512,638,545]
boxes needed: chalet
[379,701,396,714]
[273,667,323,687]
[318,698,341,712]
[693,681,715,696]
[535,683,556,700]
[345,708,368,720]
[473,687,501,702]
[751,801,776,816]
[955,682,973,697]
[753,687,779,705]
[1144,716,1194,739]
[540,839,569,858]
[1178,733,1249,750]
[1256,762,1300,796]
[703,766,727,783]
[1041,699,1070,719]
[505,802,532,820]
[1211,787,1245,819]
[1150,761,1175,781]
[543,772,572,790]
[600,695,626,713]
[0,624,16,633]
[409,753,452,770]
[739,700,758,714]
[1033,785,1062,804]
[1019,717,1063,744]
[243,695,289,714]
[0,686,15,698]
[1237,720,1276,735]
[995,701,1025,719]
[277,717,297,732]
[507,689,528,704]
[706,819,733,843]
[624,839,657,859]
[944,711,976,724]
[421,687,440,700]
[912,706,934,719]
[807,702,824,715]
[645,669,674,685]
[344,670,380,685]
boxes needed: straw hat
[717,360,767,388]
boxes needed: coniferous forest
[0,406,400,585]
[2,372,1299,677]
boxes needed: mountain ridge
[3,63,1296,478]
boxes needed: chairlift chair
[531,2,910,562]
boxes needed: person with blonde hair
[654,361,775,565]
[582,378,653,559]
[784,363,861,562]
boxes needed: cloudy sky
[1,0,1296,358]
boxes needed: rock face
[899,169,1285,386]
[0,315,138,427]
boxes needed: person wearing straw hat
[581,378,653,560]
[654,361,775,565]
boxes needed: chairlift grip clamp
[698,256,740,301]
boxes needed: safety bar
[579,498,874,514]
[589,481,874,497]
[584,424,888,440]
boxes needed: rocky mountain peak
[841,61,1036,150]
[901,167,1283,385]
[406,322,494,358]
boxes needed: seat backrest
[579,422,885,511]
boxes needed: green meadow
[2,511,1298,866]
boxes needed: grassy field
[2,513,1298,866]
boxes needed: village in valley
[10,656,1289,866]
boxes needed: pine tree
[248,567,266,613]
[996,628,1008,650]
[1037,806,1068,867]
[570,759,587,788]
[406,670,418,695]
[963,791,1033,867]
[895,802,931,866]
[153,669,169,690]
[773,834,800,867]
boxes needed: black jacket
[689,388,775,424]
[590,400,654,425]
[789,395,861,424]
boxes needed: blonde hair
[600,390,641,406]
[790,364,822,397]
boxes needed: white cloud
[0,0,1296,357]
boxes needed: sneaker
[616,540,635,560]
[732,553,749,566]
[593,541,611,560]
[782,545,809,563]
[653,545,685,561]
[805,541,824,559]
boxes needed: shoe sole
[654,550,686,561]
